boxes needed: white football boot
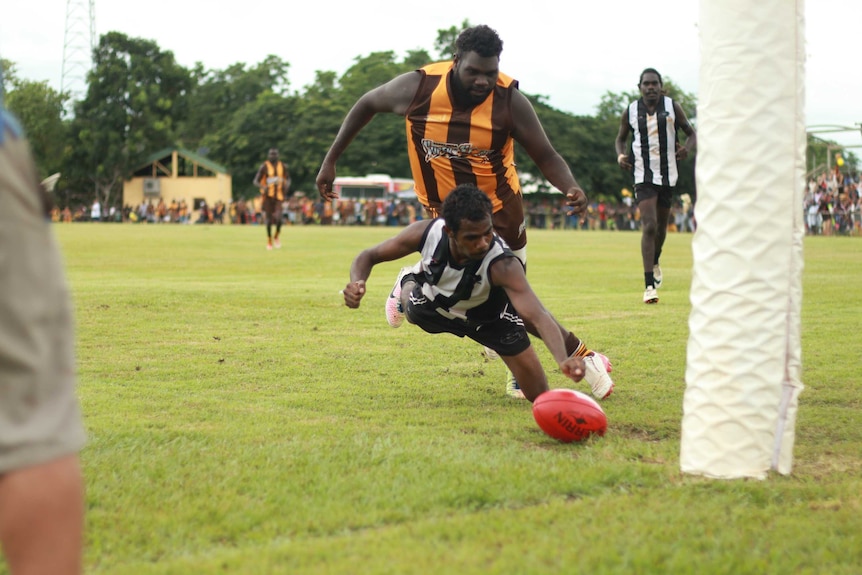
[583,352,614,400]
[643,286,659,304]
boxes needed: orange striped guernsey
[405,62,521,213]
[260,161,287,201]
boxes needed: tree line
[2,22,848,211]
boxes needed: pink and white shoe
[385,267,410,328]
[593,352,613,373]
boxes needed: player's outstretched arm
[343,220,430,308]
[490,257,584,381]
[509,90,587,215]
[317,72,421,201]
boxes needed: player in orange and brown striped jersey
[316,24,613,400]
[253,147,291,250]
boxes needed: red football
[532,388,607,442]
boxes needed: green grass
[29,224,862,574]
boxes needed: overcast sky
[2,0,859,148]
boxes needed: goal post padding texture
[681,0,805,479]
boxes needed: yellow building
[124,147,232,220]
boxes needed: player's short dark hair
[455,25,503,59]
[639,68,663,86]
[442,184,492,233]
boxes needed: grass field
[23,224,862,574]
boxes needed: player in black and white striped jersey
[615,68,697,304]
[341,183,614,402]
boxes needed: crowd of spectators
[804,170,861,236]
[51,172,861,236]
[522,193,696,233]
[90,194,697,232]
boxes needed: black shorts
[635,183,674,209]
[403,282,531,357]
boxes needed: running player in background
[615,68,697,304]
[253,147,291,250]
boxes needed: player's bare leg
[0,455,84,575]
[639,196,660,303]
[500,348,549,403]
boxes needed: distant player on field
[615,68,697,304]
[253,147,291,250]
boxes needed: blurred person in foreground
[0,75,86,575]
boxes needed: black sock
[645,272,655,288]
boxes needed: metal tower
[60,0,96,107]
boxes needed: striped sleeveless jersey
[627,96,680,187]
[405,62,522,213]
[259,161,288,201]
[411,219,520,324]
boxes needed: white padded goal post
[680,0,806,479]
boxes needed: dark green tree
[179,55,291,152]
[434,20,471,59]
[0,58,17,94]
[514,96,626,202]
[65,32,191,210]
[327,52,423,180]
[403,49,434,69]
[2,62,69,181]
[203,90,299,199]
[287,70,350,195]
